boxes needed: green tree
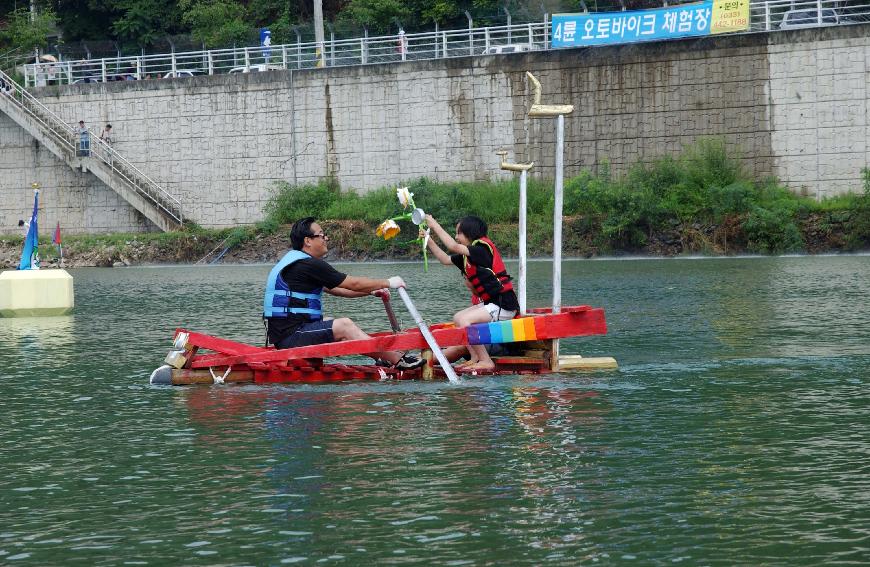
[51,0,117,42]
[338,0,411,34]
[180,0,251,47]
[0,7,57,53]
[113,0,184,47]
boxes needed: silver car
[779,8,840,29]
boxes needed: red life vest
[463,237,514,303]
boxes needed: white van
[779,8,840,29]
[228,64,285,74]
[483,44,534,55]
[162,69,203,79]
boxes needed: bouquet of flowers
[375,186,430,271]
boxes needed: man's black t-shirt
[266,256,347,344]
[451,241,519,311]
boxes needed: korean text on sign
[552,1,714,48]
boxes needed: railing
[20,0,870,87]
[749,0,870,31]
[0,69,183,226]
[22,21,550,86]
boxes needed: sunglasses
[308,232,328,240]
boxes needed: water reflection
[1,257,868,565]
[0,315,76,371]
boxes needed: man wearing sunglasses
[263,216,425,370]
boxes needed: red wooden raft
[150,305,607,385]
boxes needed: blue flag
[18,190,40,270]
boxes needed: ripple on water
[0,259,867,564]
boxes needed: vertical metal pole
[518,169,528,315]
[294,28,302,69]
[397,288,460,384]
[400,29,407,61]
[314,0,326,67]
[329,25,335,66]
[30,0,39,63]
[465,11,474,55]
[553,113,564,316]
[552,114,564,367]
[544,13,550,49]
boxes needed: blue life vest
[263,250,323,319]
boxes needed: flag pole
[53,221,63,267]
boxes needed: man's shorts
[481,302,516,322]
[276,319,335,349]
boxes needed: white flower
[396,186,414,209]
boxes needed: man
[77,120,90,156]
[100,124,114,165]
[264,217,425,370]
[99,124,113,143]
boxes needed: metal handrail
[22,21,550,85]
[0,69,183,226]
[20,0,870,87]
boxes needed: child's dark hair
[457,216,487,241]
[290,217,316,250]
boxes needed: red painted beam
[187,308,606,369]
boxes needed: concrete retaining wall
[1,24,869,234]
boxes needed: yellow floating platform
[556,355,618,371]
[0,269,75,317]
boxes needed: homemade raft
[150,305,615,385]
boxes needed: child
[424,214,519,371]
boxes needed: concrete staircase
[0,70,183,232]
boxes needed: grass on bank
[258,138,869,255]
[3,139,868,258]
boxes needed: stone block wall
[0,113,149,233]
[1,24,868,234]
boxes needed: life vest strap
[286,307,321,315]
[271,290,321,301]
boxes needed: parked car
[483,44,534,55]
[228,64,285,74]
[162,69,203,79]
[779,8,840,29]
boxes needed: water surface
[0,256,868,565]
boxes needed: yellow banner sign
[711,0,750,34]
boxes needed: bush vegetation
[259,138,869,256]
[4,139,866,260]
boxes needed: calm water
[0,256,868,565]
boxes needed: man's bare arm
[327,275,404,296]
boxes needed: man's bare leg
[331,317,406,365]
